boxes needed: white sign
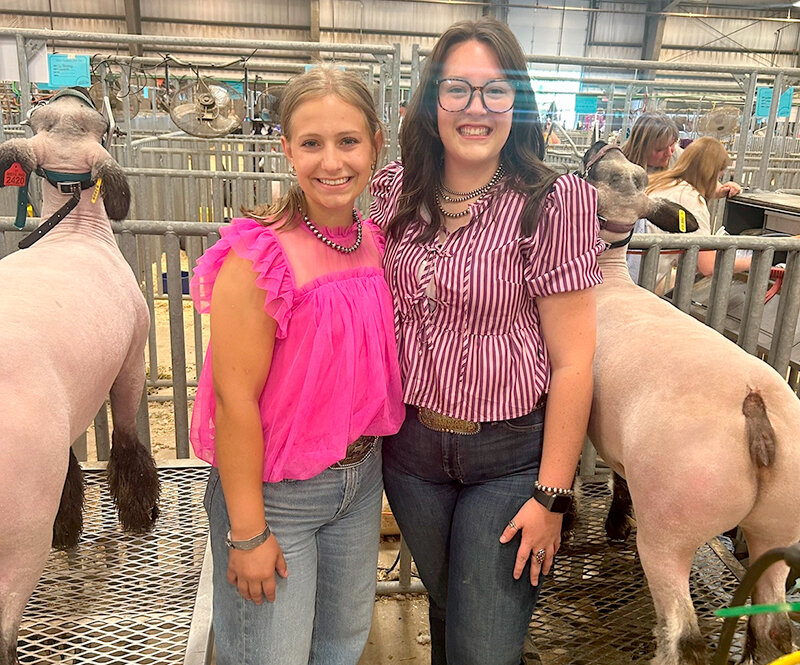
[0,36,49,82]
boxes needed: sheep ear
[94,159,131,220]
[582,140,607,170]
[646,198,699,233]
[0,139,38,185]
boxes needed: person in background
[370,17,604,665]
[622,112,682,174]
[543,117,561,145]
[645,136,746,293]
[189,66,404,665]
[622,113,742,281]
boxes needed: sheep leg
[107,346,159,533]
[739,530,794,665]
[637,531,708,665]
[605,471,633,542]
[0,428,68,665]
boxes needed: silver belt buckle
[57,181,81,195]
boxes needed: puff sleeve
[369,160,404,230]
[525,174,605,299]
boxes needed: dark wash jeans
[383,404,546,665]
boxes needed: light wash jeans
[204,442,383,665]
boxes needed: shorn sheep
[584,141,800,665]
[0,88,159,665]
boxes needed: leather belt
[329,435,378,469]
[418,408,482,435]
[417,396,547,436]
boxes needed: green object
[14,180,29,229]
[715,601,800,618]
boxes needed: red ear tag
[3,162,28,187]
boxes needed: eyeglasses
[435,78,517,114]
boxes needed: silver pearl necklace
[436,191,470,218]
[439,164,505,203]
[303,209,362,254]
[436,164,505,218]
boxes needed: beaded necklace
[436,164,505,218]
[303,209,362,254]
[439,163,505,203]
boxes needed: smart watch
[532,487,572,513]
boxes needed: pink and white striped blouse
[369,161,604,422]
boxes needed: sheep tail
[742,390,777,468]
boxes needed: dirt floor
[360,538,431,664]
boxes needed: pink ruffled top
[189,214,405,482]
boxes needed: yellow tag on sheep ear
[91,177,102,204]
[679,209,687,233]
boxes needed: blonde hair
[243,66,383,227]
[646,136,730,201]
[621,113,679,169]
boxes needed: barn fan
[254,89,279,123]
[168,78,244,138]
[696,106,740,138]
[88,79,140,121]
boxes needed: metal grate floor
[17,465,211,665]
[527,476,799,665]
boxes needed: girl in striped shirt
[370,18,604,665]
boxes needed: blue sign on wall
[755,86,794,119]
[47,54,91,87]
[574,95,599,115]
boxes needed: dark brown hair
[243,66,383,228]
[389,18,559,242]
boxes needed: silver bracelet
[226,524,271,550]
[534,480,574,497]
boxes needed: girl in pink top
[189,67,404,665]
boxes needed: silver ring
[507,520,518,531]
[535,548,546,564]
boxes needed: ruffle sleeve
[368,160,404,230]
[525,174,605,299]
[362,218,387,256]
[189,217,295,338]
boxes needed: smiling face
[436,39,513,173]
[281,94,380,226]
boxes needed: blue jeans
[383,406,545,665]
[204,443,383,665]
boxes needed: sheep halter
[16,168,96,250]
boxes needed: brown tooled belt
[417,396,547,436]
[329,435,378,469]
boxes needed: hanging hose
[712,543,800,665]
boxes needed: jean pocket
[501,410,545,433]
[203,468,220,515]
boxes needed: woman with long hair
[645,136,747,291]
[622,112,681,173]
[189,66,404,665]
[370,18,604,665]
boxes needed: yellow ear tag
[678,208,686,233]
[91,177,103,204]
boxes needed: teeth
[319,177,349,185]
[459,126,490,136]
